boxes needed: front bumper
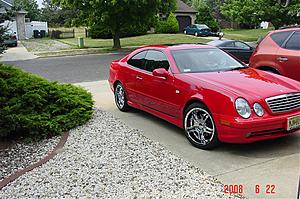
[214,111,300,143]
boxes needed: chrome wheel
[115,84,125,109]
[184,107,215,146]
[184,30,187,34]
[194,32,198,37]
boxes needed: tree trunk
[113,31,121,49]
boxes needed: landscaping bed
[0,109,245,198]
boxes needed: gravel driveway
[0,109,244,198]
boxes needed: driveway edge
[0,132,70,190]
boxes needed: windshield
[196,24,209,29]
[171,48,246,73]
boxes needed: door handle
[136,76,143,80]
[277,57,288,61]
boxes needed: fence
[48,29,75,39]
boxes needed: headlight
[253,103,264,117]
[235,98,251,119]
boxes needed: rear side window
[284,31,300,50]
[270,31,293,46]
[145,50,170,72]
[127,51,147,70]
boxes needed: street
[4,54,300,199]
[4,53,126,83]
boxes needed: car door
[136,50,179,117]
[125,50,148,104]
[277,31,300,81]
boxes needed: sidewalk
[0,42,38,62]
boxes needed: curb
[0,132,70,190]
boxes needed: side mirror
[152,68,169,79]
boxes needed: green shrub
[156,13,179,33]
[89,23,149,39]
[0,64,93,138]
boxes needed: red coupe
[109,44,300,149]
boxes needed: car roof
[270,27,300,34]
[141,44,216,51]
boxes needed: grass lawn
[223,28,273,42]
[59,34,211,48]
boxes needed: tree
[53,0,176,49]
[191,0,220,31]
[40,0,77,27]
[221,0,300,29]
[12,0,40,21]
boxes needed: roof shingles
[175,0,197,13]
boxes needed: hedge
[0,64,93,138]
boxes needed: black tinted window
[271,31,293,46]
[127,51,147,70]
[145,50,170,72]
[285,31,300,50]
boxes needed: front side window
[172,48,245,73]
[270,31,293,47]
[284,31,300,50]
[145,50,170,72]
[127,51,147,70]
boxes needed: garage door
[176,16,191,33]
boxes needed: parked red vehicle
[109,44,300,149]
[249,27,300,82]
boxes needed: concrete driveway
[76,80,300,199]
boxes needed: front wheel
[184,103,219,149]
[114,82,130,112]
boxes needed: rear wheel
[184,103,219,149]
[114,82,130,112]
[194,32,198,37]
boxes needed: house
[174,0,197,33]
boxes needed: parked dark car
[4,31,17,47]
[208,40,254,63]
[184,24,212,37]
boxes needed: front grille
[265,93,300,113]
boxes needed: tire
[184,103,220,149]
[194,32,198,37]
[114,82,130,112]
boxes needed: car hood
[185,68,300,100]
